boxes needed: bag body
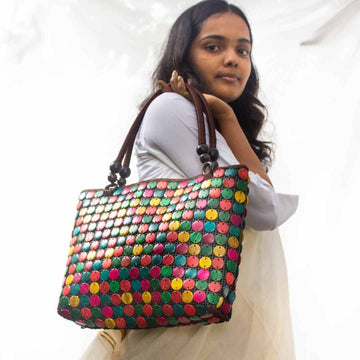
[57,84,250,330]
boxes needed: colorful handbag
[57,84,250,330]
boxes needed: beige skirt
[80,228,296,360]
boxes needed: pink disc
[198,269,210,280]
[193,290,206,303]
[230,214,242,226]
[227,249,238,261]
[192,220,204,232]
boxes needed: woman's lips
[218,75,239,82]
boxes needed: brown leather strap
[108,83,217,187]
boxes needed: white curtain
[0,1,359,359]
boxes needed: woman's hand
[158,70,273,186]
[158,70,236,124]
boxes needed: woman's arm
[214,108,273,186]
[162,71,273,186]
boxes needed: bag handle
[106,83,219,189]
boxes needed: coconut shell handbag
[57,84,250,330]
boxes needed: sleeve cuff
[246,171,299,231]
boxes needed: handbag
[57,84,250,330]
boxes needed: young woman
[81,1,298,359]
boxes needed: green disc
[161,266,172,277]
[207,293,219,305]
[190,232,202,243]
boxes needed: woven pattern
[57,165,249,329]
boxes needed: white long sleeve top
[134,92,298,230]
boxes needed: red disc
[209,188,221,198]
[171,291,182,303]
[90,271,100,282]
[166,232,178,242]
[110,294,122,305]
[143,304,153,316]
[120,280,131,292]
[160,278,171,290]
[212,258,224,270]
[102,259,112,269]
[81,307,92,319]
[184,304,196,316]
[68,264,76,275]
[223,178,235,188]
[162,304,174,316]
[183,279,195,290]
[99,281,110,294]
[136,316,147,328]
[145,233,156,243]
[162,254,174,266]
[124,305,135,316]
[219,199,232,211]
[141,255,152,266]
[115,318,126,328]
[114,246,124,257]
[187,256,199,268]
[225,272,235,285]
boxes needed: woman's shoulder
[143,92,196,127]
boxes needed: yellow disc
[79,208,87,217]
[83,215,92,224]
[182,290,194,303]
[132,244,143,256]
[245,197,249,206]
[188,244,201,255]
[216,296,224,309]
[119,226,129,236]
[69,295,80,308]
[105,248,114,258]
[201,179,212,189]
[122,292,133,304]
[142,291,152,303]
[105,318,116,329]
[100,212,109,221]
[169,220,180,231]
[178,231,190,243]
[68,246,74,256]
[113,202,121,210]
[247,176,250,183]
[95,205,105,214]
[213,246,226,257]
[174,188,184,197]
[90,282,100,294]
[199,257,212,269]
[150,198,161,207]
[130,198,140,207]
[162,213,173,222]
[117,209,127,218]
[228,236,240,249]
[171,278,183,290]
[241,232,244,242]
[156,206,167,215]
[205,209,218,221]
[65,275,73,285]
[235,191,246,203]
[136,206,146,215]
[87,251,96,261]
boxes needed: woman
[81,1,298,359]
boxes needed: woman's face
[188,12,252,103]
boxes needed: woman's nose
[223,48,239,67]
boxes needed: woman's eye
[206,44,220,52]
[238,48,250,56]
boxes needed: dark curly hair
[140,0,273,169]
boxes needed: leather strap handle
[106,83,218,189]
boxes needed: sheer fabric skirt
[80,228,296,360]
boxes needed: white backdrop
[1,1,359,359]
